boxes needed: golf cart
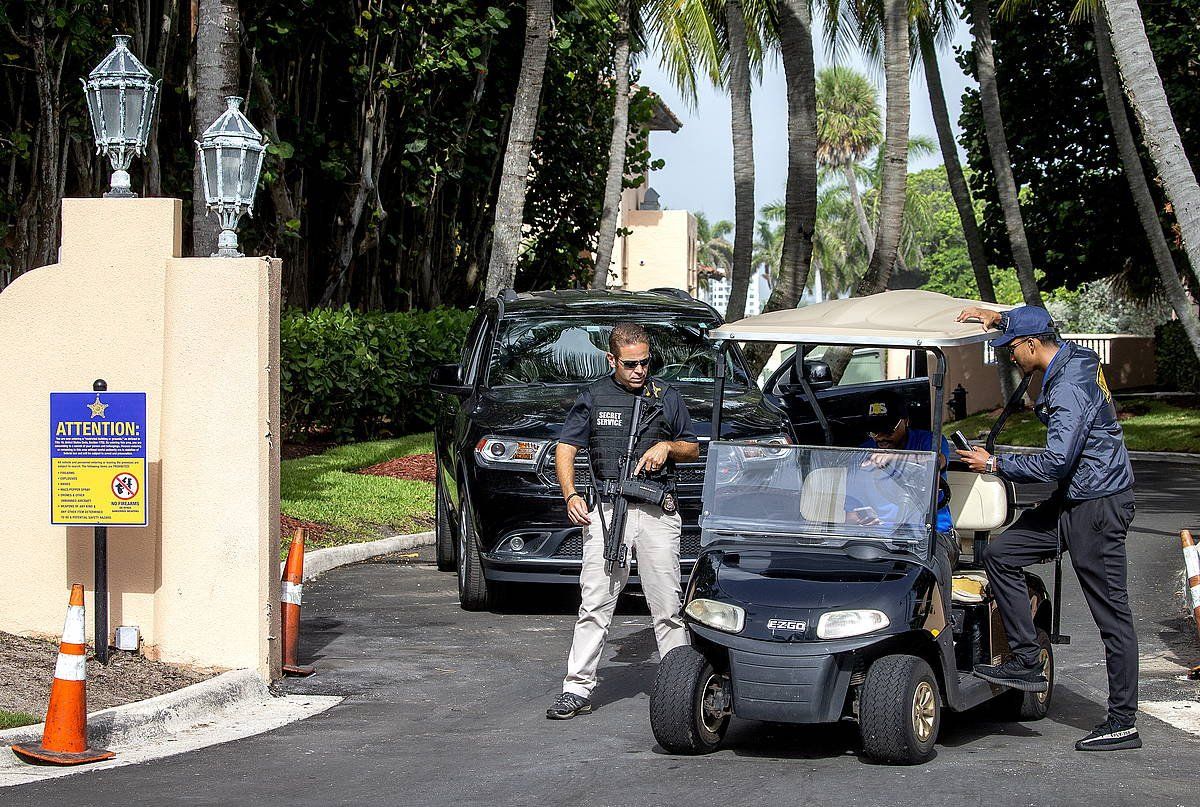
[648,290,1055,765]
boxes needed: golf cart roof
[711,290,1013,348]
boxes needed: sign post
[50,381,147,664]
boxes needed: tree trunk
[147,0,179,198]
[968,0,1042,307]
[854,0,908,297]
[742,0,817,380]
[724,0,756,322]
[920,22,1019,407]
[591,0,631,289]
[1094,11,1200,362]
[1101,0,1200,295]
[843,163,875,259]
[29,14,61,269]
[192,0,240,257]
[920,25,995,302]
[484,0,553,299]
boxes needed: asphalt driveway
[7,460,1199,807]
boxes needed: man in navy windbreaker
[955,304,1139,752]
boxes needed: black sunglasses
[619,357,652,369]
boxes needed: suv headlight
[685,598,745,634]
[741,434,791,461]
[816,609,889,639]
[475,437,549,469]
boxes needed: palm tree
[1099,0,1200,297]
[753,218,784,288]
[722,0,760,322]
[739,0,817,380]
[591,0,634,289]
[816,66,882,262]
[916,14,997,303]
[485,0,554,299]
[966,0,1043,307]
[774,0,818,310]
[696,212,735,272]
[846,0,909,297]
[1089,9,1200,360]
[193,0,241,258]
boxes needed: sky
[638,14,977,224]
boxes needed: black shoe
[546,692,592,720]
[1076,717,1141,751]
[973,656,1049,692]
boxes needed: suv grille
[539,445,706,490]
[553,532,701,559]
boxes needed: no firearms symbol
[111,472,139,501]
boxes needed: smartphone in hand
[853,506,881,525]
[951,430,973,452]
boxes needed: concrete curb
[0,668,267,749]
[296,530,435,582]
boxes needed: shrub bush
[281,307,474,440]
[1155,320,1200,392]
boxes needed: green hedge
[281,307,474,440]
[1155,320,1200,393]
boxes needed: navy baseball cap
[992,306,1057,347]
[864,391,909,431]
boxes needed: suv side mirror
[803,359,834,390]
[430,364,470,396]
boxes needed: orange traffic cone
[11,584,115,765]
[281,528,315,677]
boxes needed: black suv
[429,288,789,610]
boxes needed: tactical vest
[587,376,676,481]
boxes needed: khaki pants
[562,501,688,698]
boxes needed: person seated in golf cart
[856,389,959,598]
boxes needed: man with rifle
[547,323,699,720]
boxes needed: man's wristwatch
[984,455,998,474]
[565,492,584,506]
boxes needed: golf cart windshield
[700,442,936,556]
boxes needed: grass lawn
[281,433,435,554]
[0,709,40,729]
[946,395,1200,453]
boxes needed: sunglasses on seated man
[619,357,652,369]
[868,419,905,439]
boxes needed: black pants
[982,488,1138,723]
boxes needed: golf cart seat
[798,467,847,523]
[947,470,1012,560]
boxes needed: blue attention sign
[50,392,147,526]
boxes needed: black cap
[864,391,908,431]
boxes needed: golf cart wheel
[650,646,730,755]
[1000,629,1054,721]
[435,472,455,572]
[456,500,492,611]
[859,654,941,765]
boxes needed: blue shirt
[861,428,954,533]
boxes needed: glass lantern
[195,97,268,258]
[80,34,160,198]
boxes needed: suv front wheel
[457,497,492,611]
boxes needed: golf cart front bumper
[691,624,881,724]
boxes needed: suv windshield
[700,442,935,555]
[487,318,751,387]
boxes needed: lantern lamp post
[81,34,160,198]
[196,97,268,258]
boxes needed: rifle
[591,395,640,571]
[588,394,671,573]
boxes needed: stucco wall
[0,198,280,680]
[623,209,698,294]
[943,335,1156,415]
